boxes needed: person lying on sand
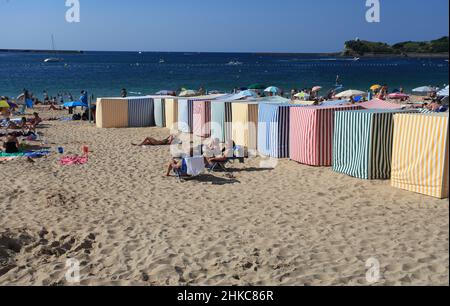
[29,112,43,127]
[133,135,176,146]
[2,134,20,153]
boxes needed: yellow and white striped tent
[164,98,178,131]
[232,102,259,156]
[391,113,449,199]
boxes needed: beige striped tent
[232,102,259,156]
[96,98,129,128]
[164,98,178,131]
[391,113,449,199]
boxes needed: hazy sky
[1,0,448,52]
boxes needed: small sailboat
[159,58,166,64]
[44,34,64,63]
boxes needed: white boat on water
[44,34,64,63]
[159,58,165,63]
[44,57,64,63]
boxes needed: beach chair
[174,156,206,181]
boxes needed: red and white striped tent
[359,98,404,110]
[193,100,212,138]
[290,105,362,166]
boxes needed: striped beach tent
[96,98,129,128]
[359,98,404,110]
[391,113,449,199]
[320,99,349,107]
[154,98,166,127]
[164,98,178,131]
[333,109,414,180]
[211,100,233,143]
[232,102,259,156]
[127,96,155,127]
[177,99,193,133]
[258,103,297,158]
[193,100,212,138]
[290,105,362,166]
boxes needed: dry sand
[0,108,448,286]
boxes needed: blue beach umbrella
[264,86,281,94]
[64,101,88,108]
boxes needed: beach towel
[59,155,89,166]
[185,156,205,176]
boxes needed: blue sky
[0,0,448,52]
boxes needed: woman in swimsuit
[133,135,176,146]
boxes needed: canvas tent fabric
[257,103,295,158]
[359,99,404,110]
[164,98,178,131]
[211,101,233,143]
[154,98,166,127]
[193,100,212,138]
[232,103,259,156]
[127,97,155,127]
[290,105,361,166]
[391,113,449,199]
[333,109,412,180]
[177,99,193,133]
[96,98,129,128]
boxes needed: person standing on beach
[121,88,127,98]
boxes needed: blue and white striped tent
[333,109,416,180]
[257,102,300,158]
[127,96,155,127]
[177,99,192,133]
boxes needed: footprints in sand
[0,228,97,284]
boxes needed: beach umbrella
[264,86,280,94]
[335,90,367,98]
[179,90,198,97]
[240,90,258,98]
[156,90,176,95]
[370,84,382,91]
[7,101,18,108]
[412,86,435,93]
[0,100,10,108]
[437,85,449,97]
[312,86,322,92]
[63,101,88,108]
[248,84,267,90]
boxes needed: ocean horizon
[1,51,448,99]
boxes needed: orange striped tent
[96,98,129,128]
[391,113,449,199]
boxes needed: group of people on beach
[0,112,42,153]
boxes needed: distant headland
[343,36,449,58]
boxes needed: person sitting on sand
[204,140,235,167]
[2,134,20,153]
[165,148,196,177]
[132,135,177,146]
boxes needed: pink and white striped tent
[360,98,404,110]
[290,105,362,166]
[193,100,212,138]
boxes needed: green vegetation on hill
[344,36,449,56]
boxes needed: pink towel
[59,155,88,166]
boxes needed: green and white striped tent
[333,109,415,180]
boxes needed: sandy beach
[0,107,448,286]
